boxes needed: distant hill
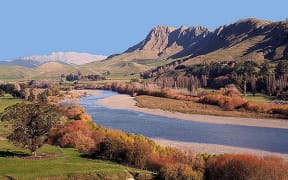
[0,52,107,68]
[0,61,102,80]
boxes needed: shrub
[48,120,103,152]
[205,154,288,180]
[271,106,288,116]
[61,105,85,120]
[244,101,263,113]
[158,163,203,180]
[199,93,246,111]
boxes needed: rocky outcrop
[125,25,211,59]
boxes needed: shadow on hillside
[0,150,29,157]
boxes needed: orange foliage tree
[206,154,288,180]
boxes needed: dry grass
[135,95,285,119]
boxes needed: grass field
[0,95,24,112]
[243,93,275,103]
[0,140,147,179]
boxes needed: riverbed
[78,90,288,158]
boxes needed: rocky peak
[125,25,176,53]
[150,25,176,34]
[125,25,210,55]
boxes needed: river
[78,90,288,155]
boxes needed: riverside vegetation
[0,83,288,179]
[94,80,288,119]
[0,85,151,179]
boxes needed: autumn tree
[28,88,38,102]
[187,76,200,96]
[250,74,257,96]
[201,75,208,87]
[0,103,61,158]
[267,74,276,96]
[206,154,288,180]
[243,73,248,96]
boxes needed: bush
[158,163,203,180]
[48,120,103,153]
[205,154,288,180]
[244,101,263,113]
[59,105,85,120]
[271,105,288,116]
[199,93,246,111]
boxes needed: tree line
[64,72,106,82]
[142,60,288,99]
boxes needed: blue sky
[0,0,287,60]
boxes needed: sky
[0,0,287,60]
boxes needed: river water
[79,90,288,154]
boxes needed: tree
[266,74,277,96]
[187,76,200,96]
[37,91,48,104]
[28,88,38,102]
[201,75,208,87]
[0,103,61,158]
[250,74,257,96]
[60,74,65,83]
[276,60,288,78]
[0,89,4,97]
[259,62,270,77]
[243,73,248,96]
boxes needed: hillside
[122,18,288,63]
[83,25,210,75]
[85,18,287,76]
[0,62,101,80]
[0,66,31,80]
[182,18,288,64]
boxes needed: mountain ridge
[123,18,288,61]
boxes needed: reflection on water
[79,90,288,154]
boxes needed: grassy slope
[0,140,145,179]
[0,95,24,112]
[183,35,267,66]
[0,52,188,80]
[0,66,31,80]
